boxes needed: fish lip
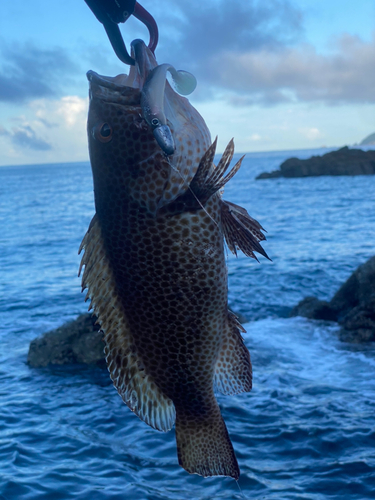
[87,40,158,103]
[87,70,141,105]
[130,38,149,80]
[87,70,128,92]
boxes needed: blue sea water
[1,148,375,500]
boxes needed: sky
[0,0,374,166]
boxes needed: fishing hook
[84,0,159,65]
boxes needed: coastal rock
[290,296,337,321]
[329,256,375,319]
[339,295,375,343]
[291,256,375,343]
[256,146,375,179]
[27,314,105,368]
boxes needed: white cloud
[0,96,89,166]
[209,32,375,105]
[56,96,88,127]
[300,127,322,140]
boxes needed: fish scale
[80,40,268,479]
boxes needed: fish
[79,39,269,480]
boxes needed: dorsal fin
[79,215,175,431]
[214,311,252,395]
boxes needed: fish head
[87,39,211,213]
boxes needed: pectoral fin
[221,199,270,261]
[163,138,244,215]
[190,138,244,204]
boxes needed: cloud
[143,1,375,106]
[248,133,262,142]
[0,125,10,136]
[299,127,322,141]
[55,96,88,127]
[11,125,52,150]
[0,43,78,103]
[206,32,375,105]
[153,0,303,71]
[0,95,89,165]
[0,124,52,150]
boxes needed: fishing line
[187,186,221,232]
[235,478,248,499]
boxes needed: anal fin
[214,311,252,395]
[79,215,175,432]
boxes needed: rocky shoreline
[256,146,375,179]
[27,256,375,368]
[27,313,105,368]
[291,256,375,343]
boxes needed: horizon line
[1,143,374,169]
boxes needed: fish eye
[93,122,113,143]
[151,118,160,127]
[100,123,112,137]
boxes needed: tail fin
[175,405,240,479]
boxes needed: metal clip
[84,0,159,65]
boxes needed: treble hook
[84,0,159,65]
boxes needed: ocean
[1,147,375,499]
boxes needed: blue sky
[0,0,374,166]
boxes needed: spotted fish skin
[80,41,268,479]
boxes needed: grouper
[79,39,268,480]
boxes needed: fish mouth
[87,70,141,105]
[87,39,157,104]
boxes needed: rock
[339,296,375,343]
[256,170,282,180]
[290,296,337,321]
[329,256,375,320]
[291,256,375,343]
[256,146,375,179]
[28,314,105,368]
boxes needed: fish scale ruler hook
[84,0,159,65]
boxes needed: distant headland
[256,145,375,180]
[360,132,375,146]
